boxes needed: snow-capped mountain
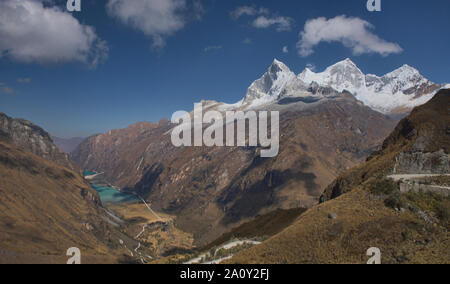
[240,58,445,114]
[297,59,442,113]
[243,59,297,107]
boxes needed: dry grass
[107,203,172,225]
[0,141,123,263]
[227,188,449,264]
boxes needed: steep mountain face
[0,112,74,169]
[71,121,167,187]
[53,136,85,154]
[234,58,444,115]
[297,59,443,114]
[0,114,140,263]
[322,89,449,201]
[72,92,396,245]
[227,90,450,264]
[244,59,297,106]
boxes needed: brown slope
[71,94,396,246]
[227,90,450,264]
[71,120,166,187]
[0,140,124,263]
[0,113,144,263]
[322,89,450,201]
[227,187,449,264]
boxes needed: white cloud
[106,0,202,48]
[297,15,403,57]
[1,86,15,95]
[231,6,294,32]
[282,46,289,53]
[252,16,294,32]
[0,81,15,94]
[204,45,222,52]
[0,0,108,67]
[230,6,269,20]
[17,78,32,84]
[243,38,252,45]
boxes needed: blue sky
[0,0,449,138]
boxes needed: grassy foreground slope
[227,90,449,264]
[0,140,124,264]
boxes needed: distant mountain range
[208,58,448,115]
[53,136,86,154]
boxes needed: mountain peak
[244,59,296,104]
[344,57,355,64]
[327,58,360,71]
[268,58,291,74]
[384,64,422,81]
[391,64,420,74]
[272,58,284,65]
[333,58,358,67]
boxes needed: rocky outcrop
[394,150,449,174]
[0,111,74,169]
[399,182,449,197]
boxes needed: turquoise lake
[83,171,139,204]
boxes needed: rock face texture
[0,112,74,169]
[321,89,450,202]
[394,151,449,174]
[72,94,396,245]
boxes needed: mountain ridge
[225,58,445,115]
[225,89,450,264]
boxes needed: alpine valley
[1,58,448,264]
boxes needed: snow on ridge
[207,58,445,115]
[292,59,443,114]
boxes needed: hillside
[0,113,143,264]
[322,89,450,201]
[72,94,396,246]
[226,90,449,264]
[0,140,125,263]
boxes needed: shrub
[436,203,449,224]
[369,179,399,195]
[385,194,406,210]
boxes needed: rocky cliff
[0,111,74,169]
